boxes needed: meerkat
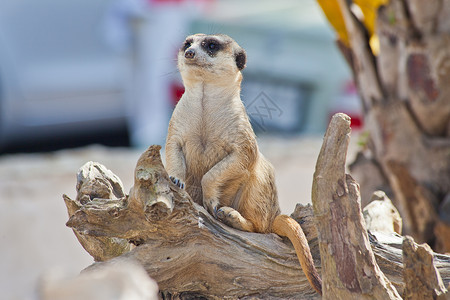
[165,33,322,295]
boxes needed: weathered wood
[63,123,450,299]
[312,113,401,299]
[349,152,392,208]
[64,162,132,261]
[363,191,402,235]
[402,236,448,300]
[65,146,322,299]
[335,0,384,113]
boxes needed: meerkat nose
[185,49,196,59]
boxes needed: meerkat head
[178,34,247,87]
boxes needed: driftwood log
[63,114,450,299]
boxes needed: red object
[348,114,363,129]
[170,82,185,106]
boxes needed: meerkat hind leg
[169,176,185,189]
[216,206,255,232]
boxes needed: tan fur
[165,34,322,295]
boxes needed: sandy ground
[0,135,359,300]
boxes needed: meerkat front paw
[203,198,219,217]
[169,176,185,189]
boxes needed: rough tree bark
[402,236,448,300]
[312,114,401,299]
[63,114,450,299]
[330,0,450,251]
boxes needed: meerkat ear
[235,48,247,71]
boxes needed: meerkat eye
[201,39,221,56]
[183,41,192,51]
[208,42,217,50]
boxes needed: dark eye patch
[182,39,193,51]
[201,38,223,56]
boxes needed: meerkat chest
[187,109,233,166]
[174,94,238,172]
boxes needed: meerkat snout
[185,48,195,59]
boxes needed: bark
[64,162,132,261]
[338,0,450,250]
[312,113,400,299]
[363,191,402,235]
[63,116,450,299]
[402,236,448,300]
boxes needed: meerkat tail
[272,215,322,295]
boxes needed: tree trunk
[63,115,450,299]
[332,0,450,251]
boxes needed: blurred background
[0,0,361,153]
[0,0,362,299]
